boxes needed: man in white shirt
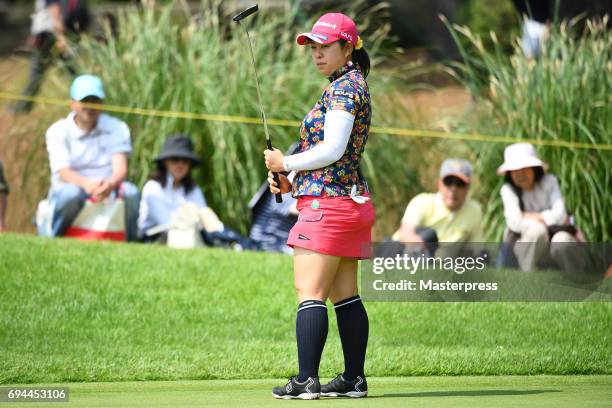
[40,74,139,240]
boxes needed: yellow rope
[1,92,610,152]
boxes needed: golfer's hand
[268,171,291,194]
[264,148,285,172]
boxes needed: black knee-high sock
[296,300,328,382]
[334,295,369,381]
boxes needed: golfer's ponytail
[352,47,370,78]
[340,39,370,78]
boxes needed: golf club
[233,4,283,203]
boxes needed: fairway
[1,234,611,384]
[2,376,611,407]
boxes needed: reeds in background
[446,16,611,241]
[76,0,425,236]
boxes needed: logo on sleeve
[332,89,356,100]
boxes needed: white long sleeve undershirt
[282,110,355,172]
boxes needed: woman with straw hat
[264,12,374,400]
[497,142,583,273]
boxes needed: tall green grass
[75,0,424,236]
[446,16,611,241]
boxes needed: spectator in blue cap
[37,74,140,241]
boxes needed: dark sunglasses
[442,176,468,188]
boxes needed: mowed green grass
[2,376,611,408]
[0,234,611,384]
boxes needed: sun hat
[296,13,361,48]
[70,74,105,101]
[154,135,201,165]
[440,158,472,184]
[496,143,548,175]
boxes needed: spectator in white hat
[498,143,583,273]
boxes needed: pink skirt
[287,194,375,259]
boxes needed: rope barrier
[1,92,610,152]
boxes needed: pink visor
[296,13,359,46]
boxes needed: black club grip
[266,139,284,203]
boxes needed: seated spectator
[497,143,583,273]
[0,160,9,233]
[39,74,140,240]
[139,135,253,249]
[138,135,207,241]
[393,158,484,255]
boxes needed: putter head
[233,4,258,22]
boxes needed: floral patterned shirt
[292,62,372,197]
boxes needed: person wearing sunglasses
[394,158,484,255]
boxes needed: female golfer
[264,12,374,400]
